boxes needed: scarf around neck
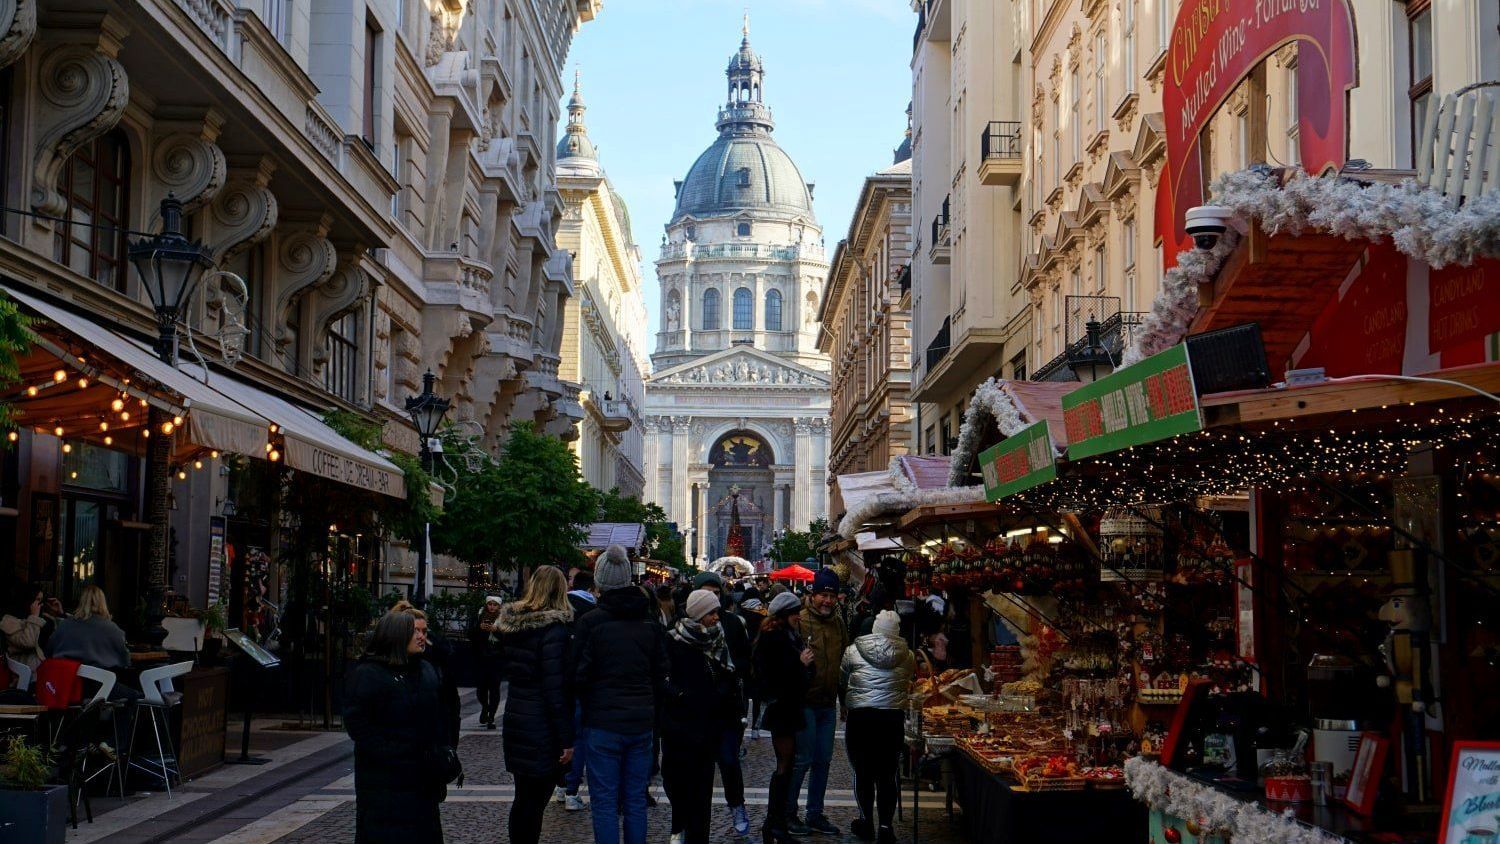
[671,618,733,672]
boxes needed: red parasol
[769,564,816,583]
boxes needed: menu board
[1440,742,1500,844]
[223,628,281,668]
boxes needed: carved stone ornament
[208,163,279,264]
[32,40,129,216]
[151,131,227,214]
[274,223,337,349]
[0,0,37,70]
[310,255,370,366]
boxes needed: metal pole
[144,310,180,639]
[414,443,432,607]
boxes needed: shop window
[733,287,753,330]
[765,289,783,331]
[702,287,721,330]
[324,310,360,402]
[1407,3,1433,165]
[53,129,131,291]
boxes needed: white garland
[708,556,754,575]
[947,378,1030,487]
[889,455,919,493]
[1124,758,1348,844]
[837,485,986,539]
[1119,229,1241,368]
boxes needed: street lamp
[128,195,213,642]
[405,370,450,606]
[1068,318,1115,383]
[129,195,214,366]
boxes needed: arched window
[733,287,753,330]
[54,129,131,290]
[765,289,783,331]
[702,288,721,330]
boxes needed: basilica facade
[643,30,831,566]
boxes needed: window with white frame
[1094,244,1107,296]
[1286,57,1300,166]
[1407,2,1433,165]
[1157,0,1172,53]
[1051,288,1064,356]
[1094,31,1108,130]
[1070,68,1082,160]
[1125,0,1138,93]
[1051,97,1061,189]
[1123,219,1137,310]
[733,287,753,330]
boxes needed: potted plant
[199,600,227,660]
[0,735,67,844]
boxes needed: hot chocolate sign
[1156,0,1357,262]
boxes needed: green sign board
[1061,343,1203,459]
[979,421,1058,502]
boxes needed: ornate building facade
[0,0,598,604]
[556,76,649,497]
[643,30,831,566]
[819,148,914,518]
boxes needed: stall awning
[4,285,270,458]
[188,366,407,500]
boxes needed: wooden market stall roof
[1190,223,1367,371]
[999,380,1078,445]
[896,500,1009,532]
[1200,360,1500,426]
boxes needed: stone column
[671,417,691,529]
[696,483,709,563]
[793,419,813,530]
[641,419,660,505]
[772,483,784,532]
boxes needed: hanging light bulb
[26,386,38,397]
[111,398,125,412]
[120,410,130,422]
[142,429,149,439]
[6,431,17,442]
[103,435,113,446]
[62,442,72,454]
[99,421,109,432]
[160,421,175,435]
[77,377,89,389]
[265,442,273,452]
[268,449,281,462]
[53,426,63,437]
[173,415,184,426]
[177,470,187,480]
[193,459,203,470]
[53,369,66,383]
[210,450,219,459]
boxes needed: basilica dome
[669,33,815,224]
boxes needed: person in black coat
[495,566,575,844]
[753,592,816,844]
[393,601,461,750]
[663,589,743,844]
[468,595,504,728]
[689,571,754,835]
[574,546,671,844]
[344,611,457,844]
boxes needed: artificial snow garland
[836,485,986,540]
[889,455,919,493]
[1119,229,1242,368]
[1124,757,1347,844]
[946,378,1031,487]
[708,556,754,574]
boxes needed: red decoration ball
[1164,828,1182,843]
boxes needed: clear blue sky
[565,0,912,350]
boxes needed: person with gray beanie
[574,544,669,844]
[840,610,915,843]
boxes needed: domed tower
[651,24,830,371]
[643,24,832,567]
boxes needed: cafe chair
[129,660,192,797]
[6,656,32,692]
[52,698,106,829]
[74,665,127,800]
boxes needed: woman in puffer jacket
[840,610,915,844]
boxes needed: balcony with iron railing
[924,316,951,374]
[928,195,951,265]
[1033,297,1148,382]
[979,121,1023,187]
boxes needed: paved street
[72,692,970,843]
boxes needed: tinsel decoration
[837,485,986,539]
[889,455,919,493]
[947,378,1031,487]
[1124,757,1347,844]
[1118,229,1241,368]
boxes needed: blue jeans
[565,704,589,795]
[788,705,837,819]
[586,728,653,844]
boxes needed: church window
[686,225,697,241]
[765,289,783,331]
[737,222,752,237]
[53,129,131,291]
[703,288,721,330]
[736,167,752,188]
[733,287,753,330]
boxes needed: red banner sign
[1156,0,1358,262]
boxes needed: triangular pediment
[648,346,830,387]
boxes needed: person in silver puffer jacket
[839,610,914,844]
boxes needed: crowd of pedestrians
[340,548,917,844]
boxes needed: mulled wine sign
[1156,0,1358,261]
[1439,742,1500,844]
[1063,344,1204,459]
[979,421,1058,502]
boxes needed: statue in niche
[666,299,681,331]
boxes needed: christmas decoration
[948,378,1032,486]
[836,484,985,539]
[1125,757,1347,844]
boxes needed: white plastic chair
[6,656,32,691]
[129,661,193,796]
[74,665,116,705]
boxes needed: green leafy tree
[598,487,687,569]
[434,422,598,572]
[0,294,33,428]
[321,409,439,545]
[768,517,832,564]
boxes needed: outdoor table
[950,750,1146,844]
[0,704,51,744]
[128,651,171,664]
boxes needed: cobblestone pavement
[262,699,971,844]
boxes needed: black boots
[762,771,800,843]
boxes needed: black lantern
[1068,318,1115,383]
[128,195,214,364]
[405,370,451,461]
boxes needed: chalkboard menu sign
[176,667,229,778]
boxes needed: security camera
[1185,205,1234,250]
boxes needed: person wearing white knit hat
[840,609,915,843]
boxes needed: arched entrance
[706,430,774,560]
